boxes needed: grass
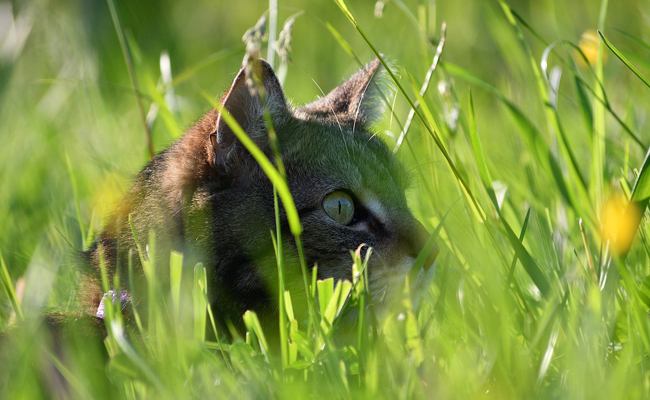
[2,0,650,398]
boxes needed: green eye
[323,191,355,225]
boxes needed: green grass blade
[395,24,446,151]
[217,105,302,236]
[408,211,447,283]
[242,311,270,358]
[592,0,608,213]
[467,90,498,208]
[267,0,278,68]
[631,148,650,203]
[332,0,356,23]
[506,207,532,285]
[127,250,145,335]
[106,0,154,159]
[325,23,360,63]
[0,250,23,321]
[574,75,594,137]
[194,263,207,342]
[272,187,289,369]
[324,280,352,327]
[502,219,551,297]
[615,29,650,52]
[599,31,650,90]
[317,278,335,322]
[169,251,183,321]
[620,148,650,257]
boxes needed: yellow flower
[601,192,641,255]
[577,29,606,67]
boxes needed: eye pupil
[323,191,355,225]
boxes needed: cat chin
[325,256,436,331]
[366,256,436,316]
[412,259,437,309]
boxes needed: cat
[81,58,438,331]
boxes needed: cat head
[198,58,436,316]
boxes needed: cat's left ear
[209,59,289,169]
[301,58,389,127]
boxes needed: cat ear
[209,59,288,169]
[301,58,388,127]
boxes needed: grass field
[2,0,650,398]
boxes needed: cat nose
[401,220,439,270]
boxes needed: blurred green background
[2,0,650,397]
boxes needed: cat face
[200,59,437,316]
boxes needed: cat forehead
[278,115,409,194]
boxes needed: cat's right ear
[209,60,288,170]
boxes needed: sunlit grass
[2,0,650,398]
